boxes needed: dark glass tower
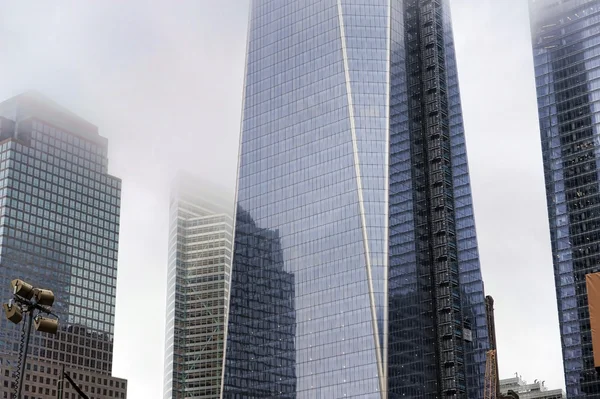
[224,208,296,398]
[530,1,600,397]
[0,92,127,399]
[223,1,489,398]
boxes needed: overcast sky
[0,1,563,397]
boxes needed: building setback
[0,92,126,398]
[223,1,490,398]
[163,175,233,399]
[529,0,600,397]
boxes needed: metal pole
[57,364,64,399]
[63,371,90,399]
[16,312,33,399]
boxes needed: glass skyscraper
[530,0,600,397]
[163,175,233,399]
[223,1,489,398]
[0,92,127,399]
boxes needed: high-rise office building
[0,92,127,399]
[529,1,600,397]
[163,175,233,399]
[223,1,490,397]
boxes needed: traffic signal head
[11,279,34,300]
[33,288,55,307]
[34,316,58,334]
[3,302,23,324]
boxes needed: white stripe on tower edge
[337,1,386,397]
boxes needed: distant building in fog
[500,374,564,399]
[0,91,127,399]
[163,174,233,399]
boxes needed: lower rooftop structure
[0,352,127,399]
[500,374,564,399]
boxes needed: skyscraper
[530,0,600,396]
[163,175,233,399]
[223,1,490,398]
[0,92,127,399]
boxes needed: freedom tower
[223,1,490,398]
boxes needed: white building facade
[163,176,233,399]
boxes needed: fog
[0,1,563,397]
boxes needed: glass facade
[530,0,600,397]
[0,92,126,398]
[223,1,488,398]
[163,176,233,399]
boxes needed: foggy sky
[0,1,563,397]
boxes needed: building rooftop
[501,374,564,399]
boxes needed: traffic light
[34,316,58,334]
[33,288,55,307]
[11,279,34,300]
[2,302,22,324]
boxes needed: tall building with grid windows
[223,1,490,398]
[0,92,127,399]
[163,175,233,399]
[530,0,600,397]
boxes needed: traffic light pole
[16,312,33,399]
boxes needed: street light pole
[16,312,33,399]
[2,279,59,399]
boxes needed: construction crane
[484,349,498,399]
[484,296,519,399]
